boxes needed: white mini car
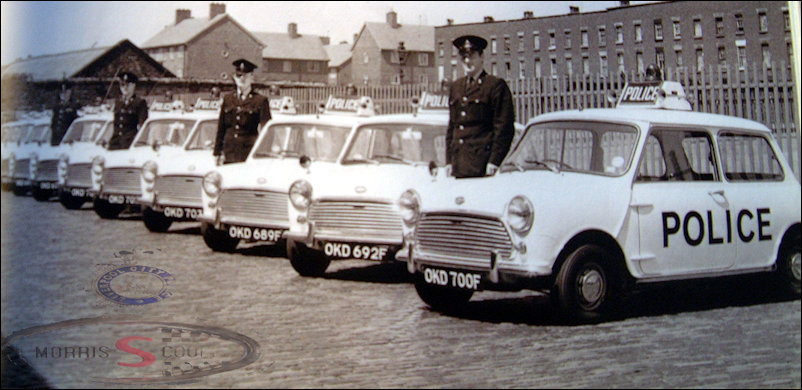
[7,113,51,196]
[398,81,801,323]
[91,101,197,219]
[285,92,524,276]
[2,117,35,191]
[198,96,375,253]
[56,107,114,209]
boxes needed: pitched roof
[252,32,329,61]
[142,14,263,49]
[358,22,434,52]
[324,44,352,68]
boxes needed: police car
[91,100,196,219]
[6,112,51,196]
[285,92,523,276]
[397,81,801,323]
[1,117,35,191]
[56,106,114,209]
[198,95,374,253]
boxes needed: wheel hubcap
[791,252,801,281]
[578,268,604,306]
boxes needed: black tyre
[93,198,125,219]
[287,240,331,277]
[552,244,619,323]
[414,273,473,311]
[142,206,173,233]
[201,222,239,252]
[12,184,27,196]
[32,187,52,202]
[59,192,85,210]
[775,236,801,298]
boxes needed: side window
[717,132,783,181]
[636,129,717,182]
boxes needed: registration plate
[322,242,391,261]
[163,206,202,220]
[422,266,482,291]
[15,180,28,187]
[106,194,138,204]
[227,225,284,242]
[39,182,57,190]
[70,188,86,197]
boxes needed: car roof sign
[616,81,692,111]
[324,95,375,116]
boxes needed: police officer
[214,58,271,164]
[108,71,148,150]
[446,35,515,178]
[50,81,80,146]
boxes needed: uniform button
[462,97,467,102]
[459,125,464,130]
[236,115,240,120]
[459,139,464,144]
[234,134,239,138]
[235,125,240,129]
[460,111,466,117]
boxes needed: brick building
[141,3,264,80]
[435,1,793,82]
[351,11,436,85]
[325,43,353,86]
[252,24,329,85]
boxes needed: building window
[391,74,401,85]
[736,44,746,69]
[548,31,556,50]
[491,62,497,76]
[363,52,369,64]
[788,43,794,68]
[761,43,771,68]
[758,11,768,33]
[390,51,401,64]
[617,52,625,72]
[566,56,573,77]
[654,20,663,41]
[418,53,428,66]
[550,57,557,78]
[615,24,624,44]
[491,38,497,54]
[634,23,643,43]
[718,45,727,64]
[581,29,588,48]
[505,61,511,78]
[715,16,725,36]
[565,31,572,49]
[307,62,319,72]
[535,58,541,78]
[533,32,540,51]
[504,35,511,53]
[518,32,525,51]
[696,48,704,72]
[694,19,702,38]
[582,56,590,75]
[675,49,683,67]
[656,47,665,71]
[672,20,681,39]
[283,61,292,72]
[452,45,458,57]
[418,74,428,84]
[599,52,608,76]
[598,26,606,46]
[438,42,444,57]
[735,13,744,34]
[636,51,644,74]
[519,59,526,79]
[784,10,791,31]
[451,60,458,80]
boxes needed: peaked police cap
[453,35,488,54]
[232,58,257,73]
[118,71,139,84]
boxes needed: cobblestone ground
[1,191,800,388]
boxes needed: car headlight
[203,171,222,197]
[30,154,39,176]
[58,155,69,179]
[142,160,158,183]
[505,195,534,237]
[289,180,312,211]
[92,156,104,175]
[398,189,420,227]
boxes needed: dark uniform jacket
[50,100,80,146]
[447,70,515,178]
[108,95,148,150]
[214,90,271,163]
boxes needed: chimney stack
[569,6,580,14]
[320,36,330,45]
[620,1,630,6]
[288,23,299,38]
[176,9,191,25]
[483,16,494,23]
[523,11,534,19]
[387,11,399,28]
[210,3,225,19]
[447,19,454,25]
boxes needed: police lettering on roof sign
[324,95,375,116]
[149,101,174,112]
[616,81,692,110]
[418,92,449,111]
[617,81,662,106]
[194,98,222,111]
[268,96,297,114]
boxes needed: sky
[1,1,657,66]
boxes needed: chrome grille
[66,163,91,187]
[309,200,403,240]
[13,159,29,179]
[37,159,58,181]
[1,159,8,177]
[416,212,513,261]
[219,189,288,225]
[155,175,202,207]
[103,167,140,194]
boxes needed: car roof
[357,112,450,125]
[529,108,771,134]
[266,113,372,127]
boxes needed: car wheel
[32,188,52,202]
[200,222,239,252]
[287,240,331,277]
[414,273,473,312]
[552,244,619,323]
[12,184,27,196]
[142,206,173,233]
[775,236,801,298]
[93,198,125,219]
[59,192,85,210]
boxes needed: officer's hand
[486,163,498,176]
[444,164,453,177]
